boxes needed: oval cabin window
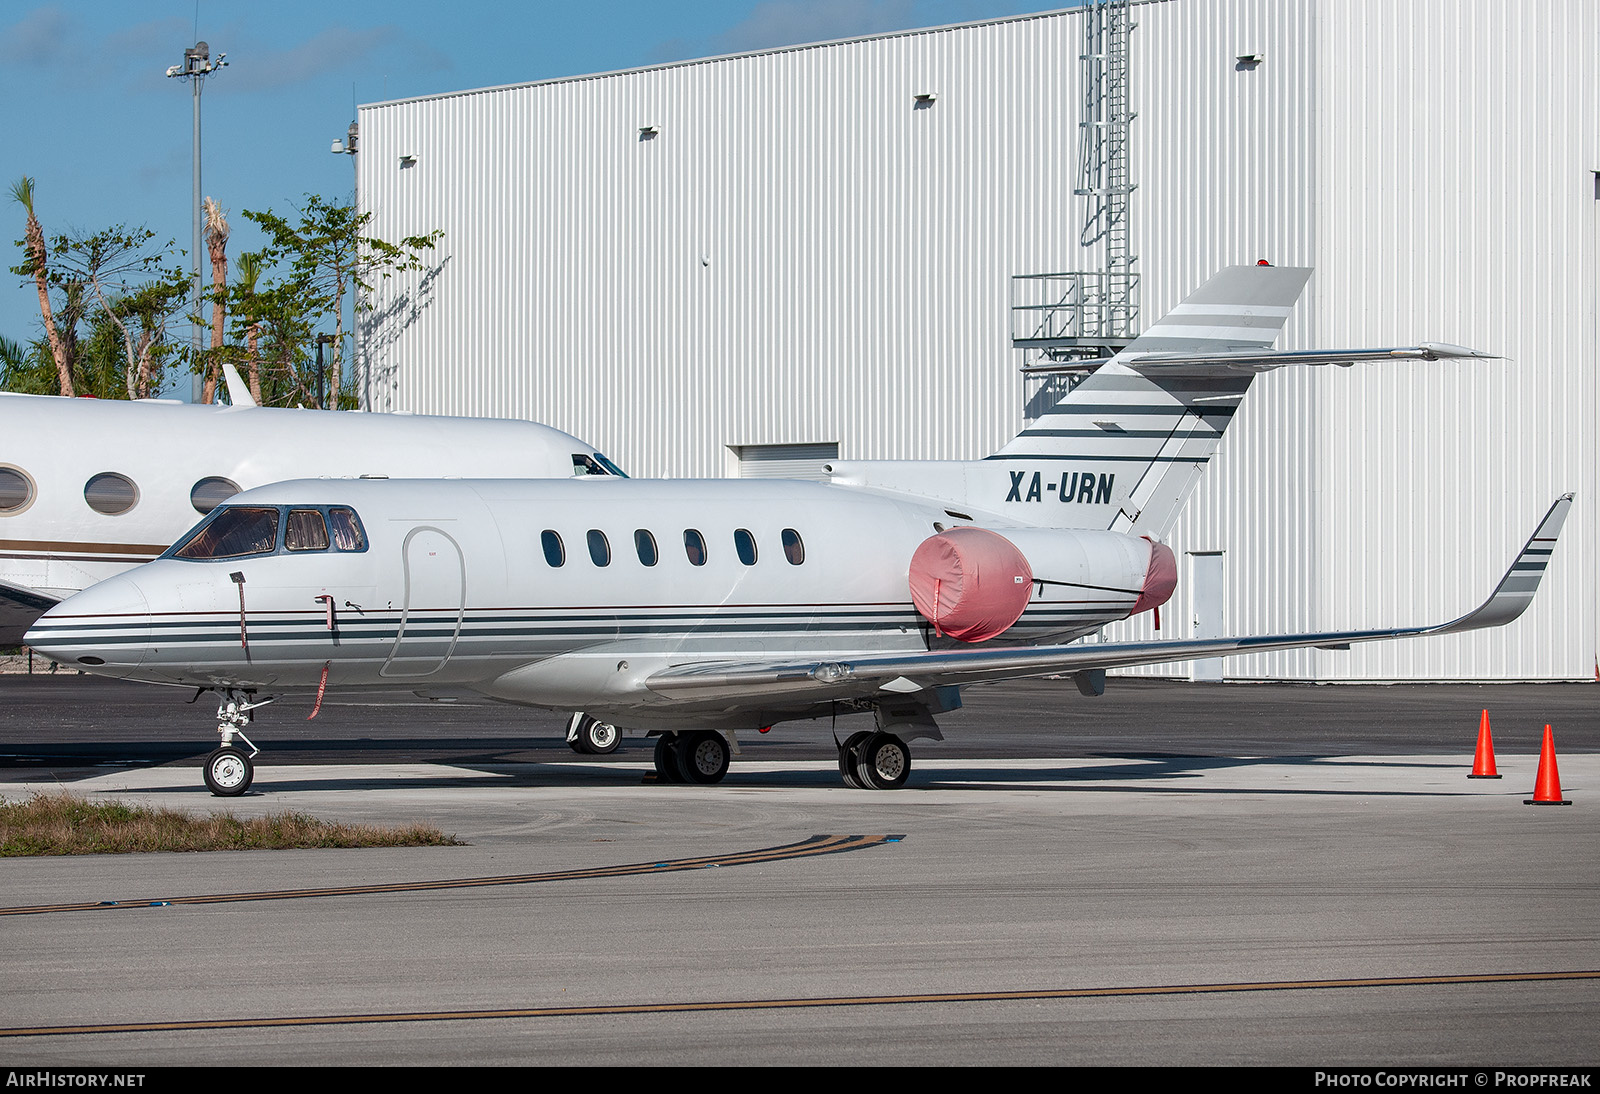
[635,530,658,566]
[683,529,707,566]
[190,476,240,515]
[84,472,138,516]
[0,467,36,515]
[541,530,565,567]
[587,529,611,566]
[782,528,805,565]
[734,528,758,566]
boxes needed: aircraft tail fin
[220,361,257,408]
[992,265,1311,537]
[827,264,1493,538]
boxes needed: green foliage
[6,212,190,398]
[8,181,442,406]
[241,194,441,407]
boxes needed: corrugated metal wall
[359,0,1597,681]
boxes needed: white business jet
[25,265,1569,795]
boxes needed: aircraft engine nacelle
[908,526,1176,643]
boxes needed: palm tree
[201,197,229,403]
[10,177,73,396]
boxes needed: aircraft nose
[24,574,153,676]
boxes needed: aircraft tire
[204,746,254,797]
[854,733,910,791]
[675,731,730,784]
[580,719,621,754]
[653,734,686,783]
[838,731,872,789]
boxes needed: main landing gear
[204,689,271,797]
[566,712,621,755]
[651,730,732,784]
[837,731,911,790]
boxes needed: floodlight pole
[166,42,227,401]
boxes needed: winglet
[1432,494,1573,635]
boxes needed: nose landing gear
[204,690,270,797]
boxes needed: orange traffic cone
[1524,725,1572,806]
[1468,709,1501,779]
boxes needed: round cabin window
[190,476,241,514]
[84,472,139,516]
[0,467,36,515]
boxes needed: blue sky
[2,0,1068,362]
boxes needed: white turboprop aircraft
[25,266,1570,795]
[0,376,626,649]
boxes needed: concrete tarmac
[0,677,1596,1066]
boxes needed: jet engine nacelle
[908,526,1176,643]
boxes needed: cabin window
[634,530,658,566]
[190,477,240,515]
[541,530,565,567]
[683,529,707,566]
[173,506,279,560]
[587,529,611,566]
[734,528,758,566]
[84,472,138,516]
[782,528,805,565]
[285,509,330,552]
[0,467,35,515]
[328,507,367,551]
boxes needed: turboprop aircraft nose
[24,573,153,677]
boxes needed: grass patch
[0,791,463,855]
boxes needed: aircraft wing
[645,495,1571,703]
[0,579,61,648]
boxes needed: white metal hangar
[354,0,1596,683]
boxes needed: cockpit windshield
[571,452,628,478]
[167,504,368,561]
[173,507,279,560]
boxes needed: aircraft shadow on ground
[59,751,1478,798]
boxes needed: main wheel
[581,719,620,754]
[653,733,685,783]
[204,746,253,797]
[838,731,872,789]
[853,732,910,790]
[674,731,730,784]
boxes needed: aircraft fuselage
[27,477,1160,730]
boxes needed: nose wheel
[205,689,268,796]
[204,746,254,796]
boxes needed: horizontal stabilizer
[645,496,1571,702]
[1022,343,1496,377]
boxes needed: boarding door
[382,526,466,677]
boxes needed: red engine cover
[908,528,1035,642]
[1132,539,1177,615]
